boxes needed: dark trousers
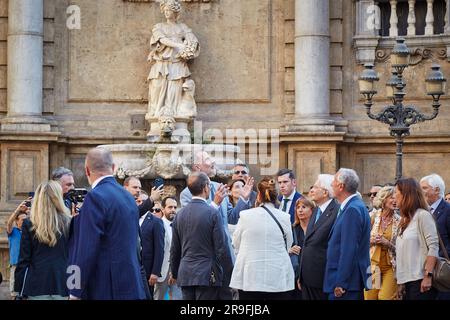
[238,290,291,300]
[218,286,233,300]
[302,283,328,300]
[181,286,219,300]
[328,290,364,300]
[404,280,438,300]
[436,291,450,300]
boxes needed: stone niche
[68,0,271,104]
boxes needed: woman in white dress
[230,177,295,300]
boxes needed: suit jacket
[68,176,147,300]
[299,199,339,289]
[170,199,233,287]
[277,191,302,224]
[434,198,450,257]
[141,213,165,280]
[14,219,69,297]
[180,181,251,264]
[323,195,371,294]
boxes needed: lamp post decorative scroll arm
[359,38,447,181]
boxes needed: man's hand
[213,184,228,205]
[396,284,405,300]
[420,274,432,293]
[288,245,301,256]
[168,274,176,286]
[149,274,158,286]
[241,177,255,201]
[297,279,302,290]
[334,287,346,298]
[150,185,164,202]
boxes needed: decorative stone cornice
[124,0,212,2]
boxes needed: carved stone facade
[0,0,450,289]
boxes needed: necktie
[314,208,322,224]
[282,198,290,212]
[337,207,343,218]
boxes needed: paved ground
[0,281,11,300]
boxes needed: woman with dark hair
[229,177,294,300]
[394,178,439,300]
[228,179,246,208]
[290,197,315,299]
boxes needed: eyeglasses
[151,208,162,213]
[234,170,248,175]
[367,192,378,197]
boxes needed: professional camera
[65,188,88,204]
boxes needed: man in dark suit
[420,174,450,300]
[276,168,302,224]
[68,147,147,300]
[299,174,339,300]
[324,168,371,300]
[171,172,233,300]
[140,210,165,299]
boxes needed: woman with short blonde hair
[364,186,400,300]
[14,180,72,300]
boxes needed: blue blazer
[68,177,147,300]
[277,191,302,224]
[323,195,371,294]
[434,198,450,257]
[170,199,233,287]
[141,213,165,279]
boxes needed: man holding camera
[51,167,76,210]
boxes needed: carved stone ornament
[124,0,212,3]
[375,47,447,65]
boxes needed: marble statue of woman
[147,0,200,119]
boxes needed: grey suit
[170,198,233,300]
[299,199,339,300]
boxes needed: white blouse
[396,209,439,285]
[229,203,295,292]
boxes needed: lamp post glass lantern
[358,38,447,181]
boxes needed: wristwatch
[426,271,433,278]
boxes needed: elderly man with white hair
[298,174,340,300]
[420,174,450,260]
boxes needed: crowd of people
[3,147,450,300]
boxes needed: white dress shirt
[281,190,297,213]
[91,175,114,189]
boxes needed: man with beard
[153,196,182,300]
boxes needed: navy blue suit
[434,198,450,258]
[68,176,147,300]
[324,195,371,300]
[141,213,165,287]
[277,192,302,224]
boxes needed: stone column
[289,0,334,132]
[2,0,49,132]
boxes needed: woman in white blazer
[230,177,295,300]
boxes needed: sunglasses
[234,170,248,175]
[151,208,162,213]
[367,192,378,197]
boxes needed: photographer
[51,167,75,210]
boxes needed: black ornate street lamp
[359,38,447,181]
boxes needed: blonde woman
[14,181,72,300]
[364,186,400,300]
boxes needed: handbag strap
[261,205,287,250]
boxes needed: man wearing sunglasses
[367,185,382,211]
[231,163,257,208]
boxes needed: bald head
[85,147,115,184]
[187,171,210,197]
